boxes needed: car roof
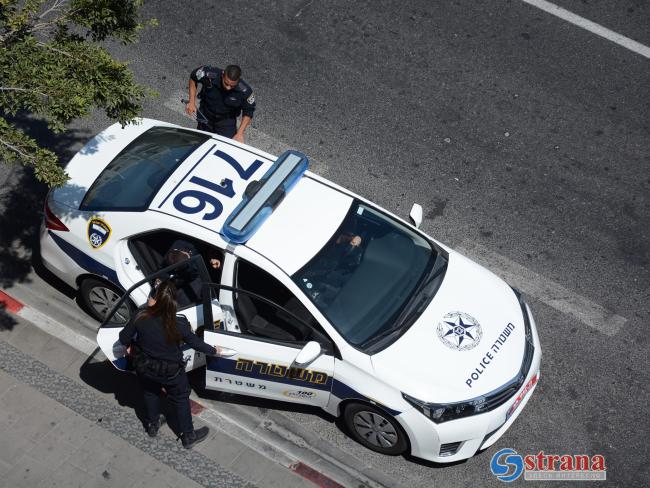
[245,175,352,275]
[147,124,353,275]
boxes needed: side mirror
[409,203,423,228]
[293,341,322,368]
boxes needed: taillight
[44,197,69,231]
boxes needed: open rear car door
[96,255,219,372]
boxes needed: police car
[40,118,541,463]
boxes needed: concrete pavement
[0,313,315,488]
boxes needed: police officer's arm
[186,79,198,115]
[119,317,137,346]
[234,87,256,143]
[234,116,252,143]
[176,316,218,355]
[186,66,205,116]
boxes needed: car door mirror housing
[410,203,423,228]
[293,341,322,368]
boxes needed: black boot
[146,414,166,438]
[180,426,209,449]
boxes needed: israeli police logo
[437,311,482,351]
[87,217,111,249]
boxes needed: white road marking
[162,93,330,176]
[521,0,650,59]
[456,241,627,336]
[17,305,98,355]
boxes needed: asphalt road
[1,1,648,486]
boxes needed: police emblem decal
[87,217,111,249]
[437,312,482,351]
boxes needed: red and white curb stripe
[1,288,345,488]
[1,289,97,354]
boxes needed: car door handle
[215,347,237,358]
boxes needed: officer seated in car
[148,240,222,308]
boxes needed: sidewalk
[0,313,312,488]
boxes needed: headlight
[402,392,488,423]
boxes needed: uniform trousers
[197,118,236,138]
[138,369,193,434]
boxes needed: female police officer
[119,280,217,449]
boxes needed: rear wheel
[80,278,134,324]
[343,402,408,455]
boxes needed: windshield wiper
[362,254,448,351]
[396,255,447,317]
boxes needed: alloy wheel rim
[352,410,398,448]
[88,286,129,323]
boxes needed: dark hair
[224,65,241,81]
[138,281,182,345]
[165,248,190,265]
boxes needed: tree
[0,0,155,186]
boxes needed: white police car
[40,118,541,463]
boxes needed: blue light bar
[222,150,308,243]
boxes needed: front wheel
[343,403,408,455]
[80,278,134,324]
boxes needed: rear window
[80,127,209,211]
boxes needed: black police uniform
[165,239,203,308]
[119,313,214,434]
[190,66,256,138]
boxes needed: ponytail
[138,281,182,344]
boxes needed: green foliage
[0,0,154,186]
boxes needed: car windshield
[292,201,440,349]
[81,127,209,211]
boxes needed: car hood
[370,250,526,403]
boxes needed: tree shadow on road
[0,307,18,331]
[0,115,92,329]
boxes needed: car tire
[343,402,408,456]
[80,278,134,324]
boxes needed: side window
[234,260,329,346]
[128,230,225,308]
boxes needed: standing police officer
[120,281,217,449]
[186,64,256,143]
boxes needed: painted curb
[0,287,346,488]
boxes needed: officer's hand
[185,102,196,115]
[233,132,245,144]
[209,258,221,269]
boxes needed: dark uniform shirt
[119,313,214,363]
[190,66,256,121]
[149,239,204,308]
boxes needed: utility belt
[199,106,237,126]
[131,343,184,379]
